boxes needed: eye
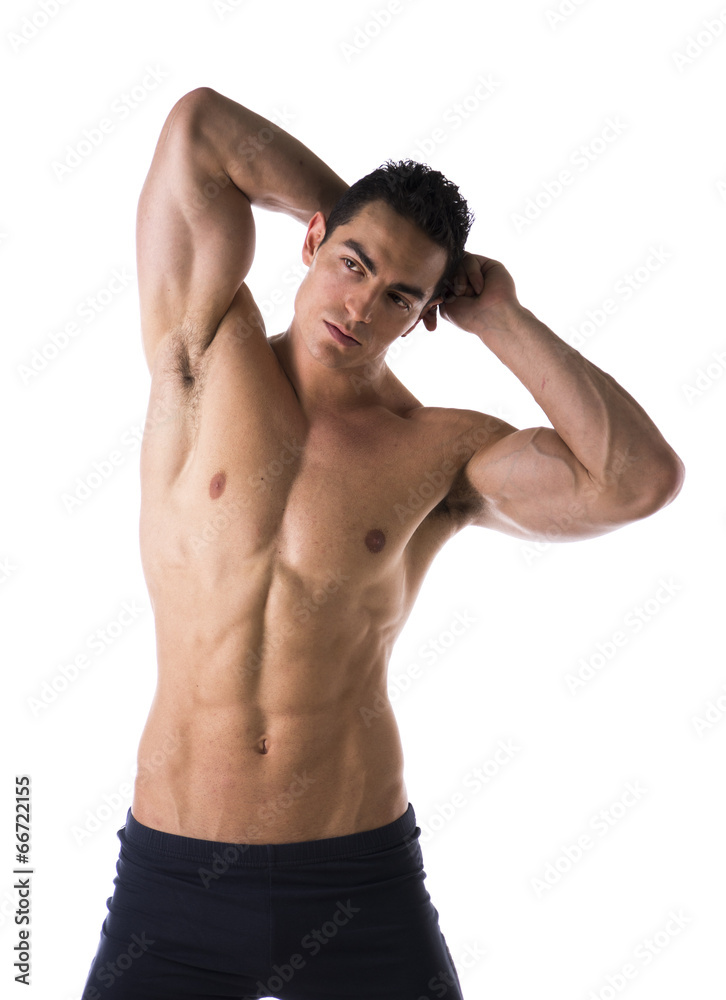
[341,257,410,310]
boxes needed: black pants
[81,803,464,999]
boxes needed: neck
[272,322,391,413]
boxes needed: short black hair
[320,159,474,303]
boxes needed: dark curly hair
[319,159,474,303]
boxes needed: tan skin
[132,89,684,843]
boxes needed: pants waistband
[123,803,418,866]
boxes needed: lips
[325,321,360,345]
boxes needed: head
[322,160,474,304]
[291,160,473,376]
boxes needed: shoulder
[405,405,518,522]
[405,404,516,454]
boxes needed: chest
[143,406,459,584]
[228,415,448,567]
[276,421,422,569]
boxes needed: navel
[256,738,269,755]
[209,471,226,499]
[365,528,386,554]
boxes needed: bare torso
[132,291,488,843]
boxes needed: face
[291,200,447,371]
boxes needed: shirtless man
[81,87,684,1000]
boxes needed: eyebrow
[341,239,427,302]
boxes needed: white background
[2,0,724,997]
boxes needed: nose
[344,287,375,324]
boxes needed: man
[82,87,684,999]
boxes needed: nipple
[365,529,386,554]
[209,471,226,499]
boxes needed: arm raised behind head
[136,87,348,372]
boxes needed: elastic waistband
[123,804,418,866]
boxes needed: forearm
[188,87,349,225]
[476,304,684,501]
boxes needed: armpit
[152,329,211,440]
[160,328,210,389]
[431,462,488,523]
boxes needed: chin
[303,330,349,368]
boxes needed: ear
[421,297,443,332]
[302,211,327,266]
[402,296,443,336]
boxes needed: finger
[441,274,457,302]
[443,272,466,302]
[464,256,485,295]
[454,268,469,295]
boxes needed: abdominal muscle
[130,582,410,844]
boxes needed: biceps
[465,427,622,541]
[136,89,255,370]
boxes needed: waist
[132,696,407,842]
[123,801,418,864]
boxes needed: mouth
[325,321,360,346]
